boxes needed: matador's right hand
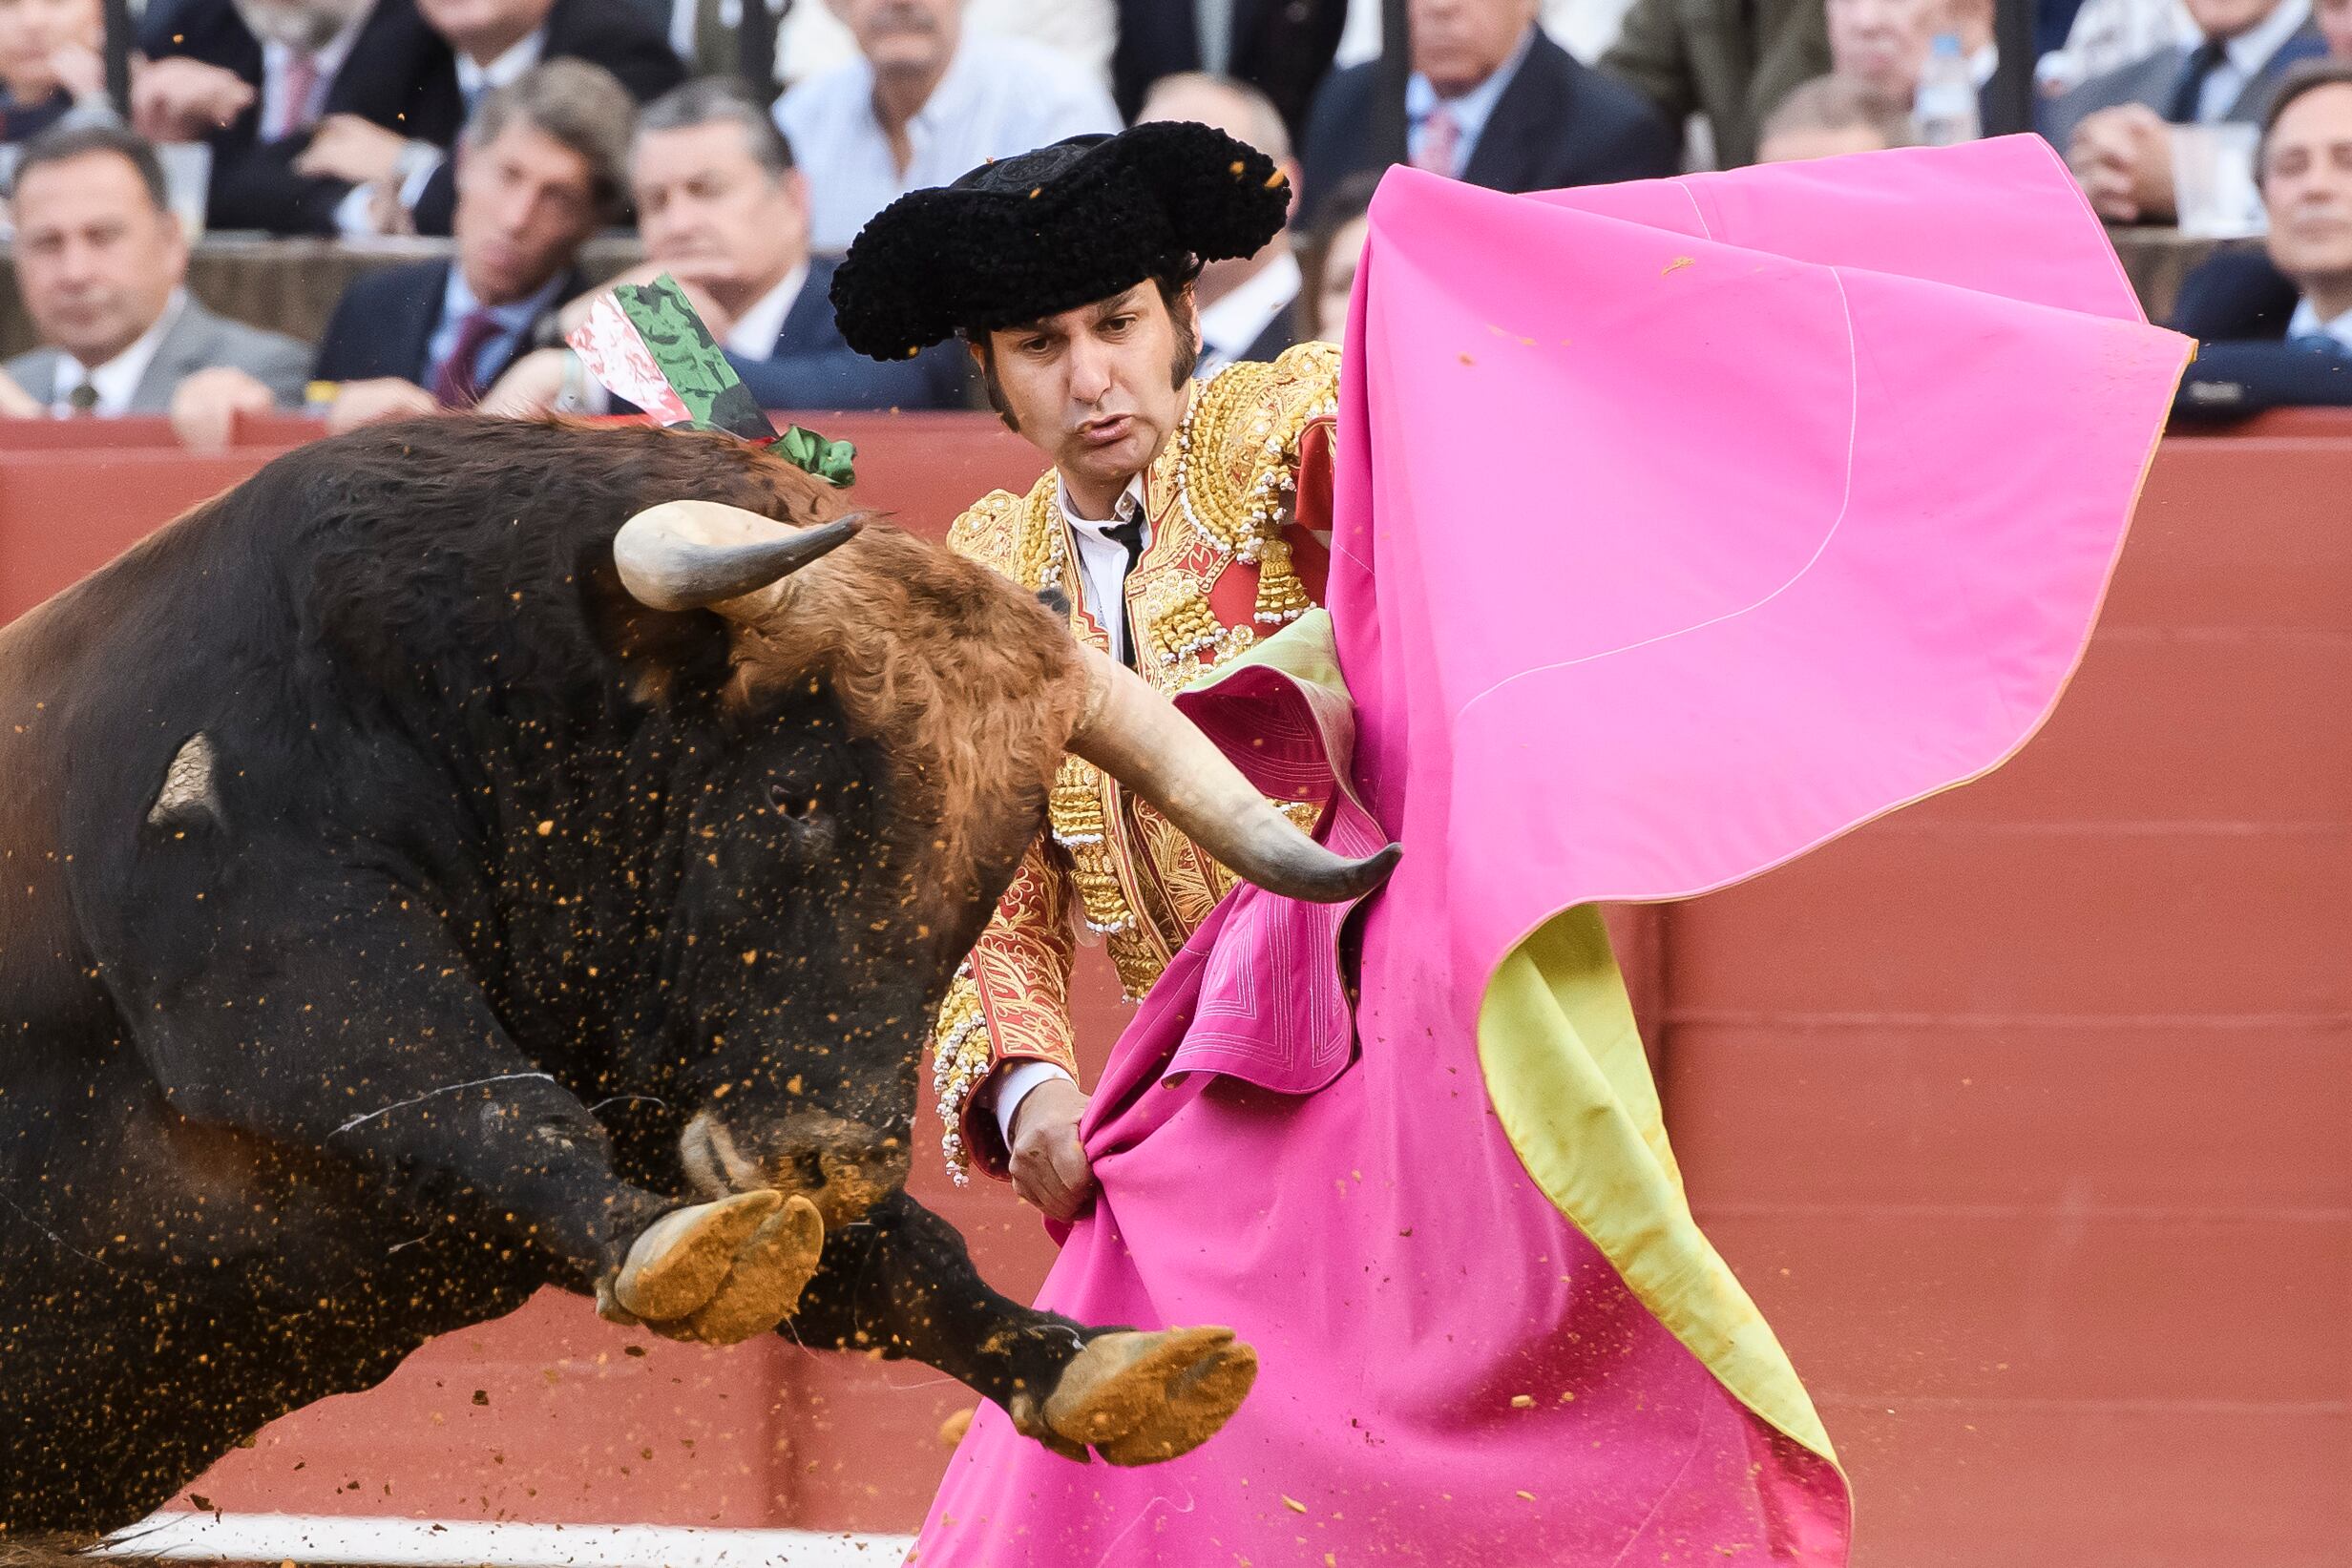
[1008,1077,1096,1222]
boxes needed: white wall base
[99,1513,913,1568]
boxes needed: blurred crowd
[0,0,2345,432]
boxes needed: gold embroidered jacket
[932,341,1342,1180]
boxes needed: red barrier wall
[3,414,2342,1562]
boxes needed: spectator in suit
[1600,0,1831,167]
[483,75,970,413]
[1139,72,1306,375]
[133,0,464,233]
[1111,0,1347,136]
[772,0,1121,254]
[2052,0,2325,222]
[284,0,683,236]
[2171,60,2352,413]
[1755,72,1916,159]
[2,124,308,418]
[762,0,1116,95]
[1300,0,1676,219]
[169,60,628,448]
[0,0,102,142]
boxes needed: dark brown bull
[0,419,1393,1535]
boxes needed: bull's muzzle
[680,1109,911,1227]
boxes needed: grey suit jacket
[2042,20,2326,149]
[5,298,311,413]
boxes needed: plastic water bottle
[1914,33,1982,147]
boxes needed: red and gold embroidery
[930,342,1342,1180]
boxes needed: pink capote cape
[912,139,2189,1566]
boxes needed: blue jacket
[312,259,578,390]
[2168,248,2352,419]
[725,258,971,412]
[1299,30,1677,222]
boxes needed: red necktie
[274,52,320,142]
[430,308,504,408]
[1414,103,1461,177]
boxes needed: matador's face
[975,280,1201,504]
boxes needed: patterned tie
[274,50,320,142]
[2166,37,2229,124]
[1103,502,1147,669]
[430,307,505,408]
[1414,103,1461,178]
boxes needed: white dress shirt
[2193,0,2310,123]
[1339,0,1630,65]
[426,265,566,395]
[983,467,1151,1143]
[1197,250,1303,378]
[724,261,808,357]
[1059,470,1149,666]
[773,29,1121,254]
[456,30,549,108]
[259,19,364,142]
[51,292,184,417]
[771,0,1115,89]
[2285,297,2352,351]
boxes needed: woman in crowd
[1300,168,1377,343]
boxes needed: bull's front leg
[786,1190,1258,1466]
[83,851,817,1346]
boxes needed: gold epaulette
[1160,341,1341,629]
[950,475,1077,602]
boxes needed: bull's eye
[767,782,817,819]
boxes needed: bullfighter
[831,121,1337,1212]
[841,131,2193,1559]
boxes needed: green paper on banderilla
[611,275,778,443]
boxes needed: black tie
[66,381,97,416]
[1103,505,1146,669]
[2167,37,2229,123]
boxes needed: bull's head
[602,494,1395,1225]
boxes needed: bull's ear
[576,553,731,703]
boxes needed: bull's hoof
[598,1191,825,1345]
[1096,1338,1259,1467]
[1034,1326,1258,1466]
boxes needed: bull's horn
[1066,641,1400,905]
[615,500,867,612]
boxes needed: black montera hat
[830,120,1290,363]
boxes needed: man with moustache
[830,120,1336,1217]
[772,0,1118,254]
